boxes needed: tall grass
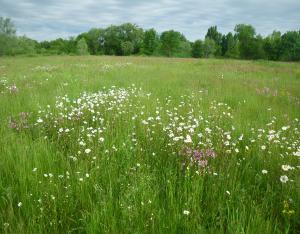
[0,56,299,233]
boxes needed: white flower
[238,134,243,141]
[262,169,268,174]
[59,128,64,133]
[85,148,91,154]
[85,173,90,178]
[293,151,300,157]
[142,120,148,125]
[282,126,289,131]
[281,165,293,171]
[226,190,231,195]
[184,135,192,143]
[17,202,22,207]
[280,175,289,183]
[183,210,190,215]
[99,137,104,142]
[32,167,37,172]
[261,145,266,150]
[37,118,43,123]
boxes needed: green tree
[100,23,144,55]
[76,38,89,55]
[203,39,216,58]
[279,31,300,61]
[234,24,256,59]
[192,40,203,58]
[143,29,158,55]
[263,31,281,60]
[160,30,182,57]
[224,33,240,58]
[0,17,16,36]
[205,26,222,56]
[121,41,134,55]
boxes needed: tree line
[1,17,300,61]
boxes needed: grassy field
[0,56,300,233]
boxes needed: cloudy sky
[0,0,299,41]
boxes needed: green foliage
[205,26,222,56]
[203,38,216,57]
[78,28,104,55]
[76,38,89,55]
[234,24,256,59]
[192,40,203,58]
[100,23,144,56]
[121,41,134,55]
[263,31,282,60]
[143,29,159,55]
[222,33,240,58]
[0,16,300,61]
[160,30,183,57]
[0,16,16,36]
[280,31,300,61]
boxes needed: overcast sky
[0,0,299,41]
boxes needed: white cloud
[0,0,299,41]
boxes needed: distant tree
[234,24,256,59]
[223,33,240,58]
[121,41,134,55]
[263,31,281,60]
[77,28,104,55]
[100,23,144,55]
[205,26,222,56]
[279,31,300,61]
[76,38,89,55]
[143,29,159,55]
[192,40,203,58]
[160,30,182,56]
[253,35,266,59]
[202,39,216,57]
[177,37,192,57]
[0,17,16,36]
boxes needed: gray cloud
[0,0,299,41]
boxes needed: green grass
[0,56,300,233]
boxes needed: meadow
[0,56,300,233]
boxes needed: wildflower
[281,165,293,171]
[183,210,190,215]
[37,118,43,123]
[280,175,289,183]
[32,167,37,172]
[3,223,9,228]
[99,137,104,142]
[226,191,231,195]
[262,169,268,174]
[282,126,289,131]
[184,135,192,143]
[293,151,300,157]
[17,202,22,207]
[85,148,91,154]
[261,145,266,150]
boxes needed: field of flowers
[0,56,300,233]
